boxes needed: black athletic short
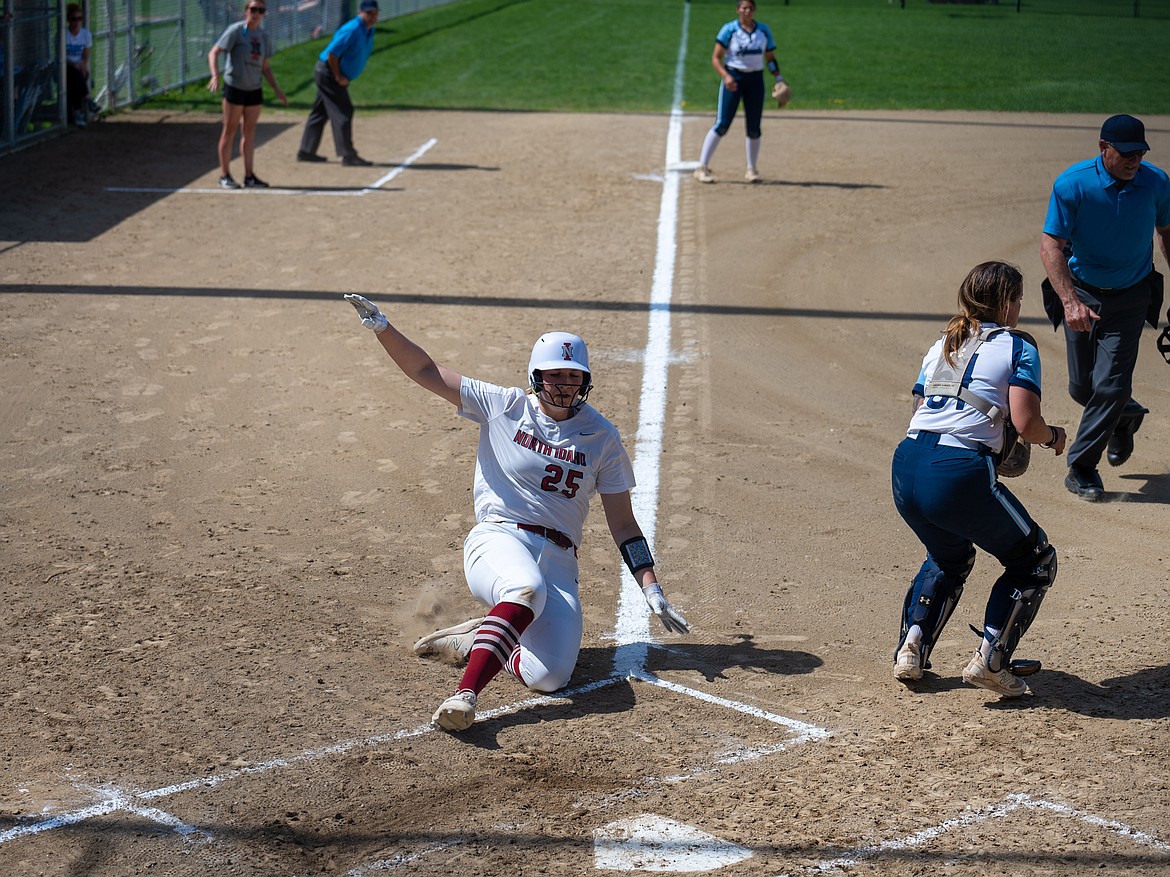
[224,84,263,107]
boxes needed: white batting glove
[642,584,689,634]
[344,293,389,334]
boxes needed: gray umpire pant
[299,61,357,160]
[1062,274,1155,470]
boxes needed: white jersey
[908,322,1042,453]
[458,378,636,547]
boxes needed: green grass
[144,0,1170,115]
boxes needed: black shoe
[296,151,327,163]
[1106,399,1148,467]
[218,175,241,189]
[341,154,373,167]
[243,174,269,188]
[1064,465,1104,502]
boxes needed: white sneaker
[745,166,761,183]
[961,651,1030,698]
[893,641,922,681]
[432,689,477,731]
[412,617,484,664]
[693,166,715,183]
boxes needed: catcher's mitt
[772,79,792,108]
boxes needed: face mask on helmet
[528,332,593,410]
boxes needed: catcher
[694,0,789,185]
[890,262,1067,698]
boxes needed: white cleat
[893,641,923,682]
[962,650,1030,698]
[432,689,477,731]
[412,617,484,665]
[693,165,715,184]
[745,166,761,183]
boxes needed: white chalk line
[105,137,436,196]
[343,839,468,875]
[0,668,820,846]
[778,793,1170,876]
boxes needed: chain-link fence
[2,0,457,154]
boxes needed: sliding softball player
[345,294,688,731]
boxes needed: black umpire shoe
[296,150,327,162]
[1106,399,1148,467]
[1064,465,1104,502]
[341,153,373,167]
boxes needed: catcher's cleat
[693,166,715,184]
[961,651,1030,698]
[412,617,484,665]
[432,689,477,731]
[893,641,923,682]
[745,166,761,183]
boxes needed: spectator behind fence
[65,3,92,127]
[208,0,287,189]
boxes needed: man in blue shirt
[296,0,379,166]
[1041,114,1170,501]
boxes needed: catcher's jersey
[716,19,777,72]
[907,323,1041,453]
[458,378,636,547]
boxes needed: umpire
[1040,114,1170,502]
[296,0,379,166]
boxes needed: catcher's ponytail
[943,261,1024,366]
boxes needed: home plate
[594,814,752,872]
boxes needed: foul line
[105,138,437,196]
[612,0,690,668]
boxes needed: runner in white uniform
[345,294,689,731]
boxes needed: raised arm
[345,294,463,407]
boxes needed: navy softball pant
[712,68,765,139]
[892,431,1040,627]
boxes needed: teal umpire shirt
[1044,154,1170,290]
[319,15,375,81]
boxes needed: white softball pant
[463,521,582,693]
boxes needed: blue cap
[359,0,378,10]
[1100,114,1149,152]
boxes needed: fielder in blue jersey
[891,262,1067,699]
[693,0,784,184]
[297,0,379,165]
[1040,114,1170,502]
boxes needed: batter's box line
[0,674,626,846]
[105,138,436,197]
[0,669,826,846]
[777,792,1170,876]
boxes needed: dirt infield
[2,107,1169,876]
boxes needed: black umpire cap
[1100,114,1150,152]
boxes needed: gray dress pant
[1063,274,1154,470]
[299,61,356,159]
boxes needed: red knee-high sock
[456,601,534,695]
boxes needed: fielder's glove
[345,293,389,334]
[642,584,689,634]
[772,79,792,108]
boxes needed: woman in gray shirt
[208,1,287,188]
